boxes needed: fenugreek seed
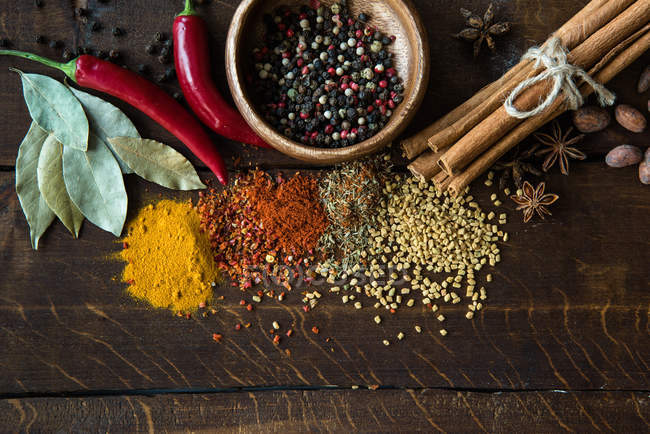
[397,332,404,340]
[354,302,362,309]
[374,315,382,324]
[504,188,511,195]
[437,314,445,322]
[252,295,261,303]
[484,179,493,186]
[466,311,474,319]
[472,293,479,301]
[383,339,390,346]
[494,200,502,206]
[272,321,280,330]
[476,303,483,310]
[431,304,438,312]
[352,385,359,390]
[422,297,431,305]
[407,299,415,307]
[415,325,422,333]
[342,295,349,303]
[439,329,447,336]
[490,193,497,201]
[486,274,492,282]
[488,171,494,180]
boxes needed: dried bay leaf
[68,86,139,174]
[108,137,206,190]
[37,135,84,237]
[63,133,127,236]
[13,70,89,151]
[15,122,56,249]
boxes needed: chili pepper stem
[178,0,196,17]
[0,49,77,82]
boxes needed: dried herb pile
[318,156,391,272]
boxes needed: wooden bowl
[226,0,429,164]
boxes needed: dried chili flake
[311,326,320,334]
[212,333,223,343]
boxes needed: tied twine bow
[504,37,615,119]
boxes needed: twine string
[504,37,615,119]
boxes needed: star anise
[453,3,511,57]
[510,181,559,223]
[534,121,586,175]
[493,145,542,191]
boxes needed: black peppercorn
[112,27,123,37]
[164,67,176,80]
[96,50,107,59]
[156,73,166,83]
[109,49,120,59]
[145,44,156,55]
[90,21,101,32]
[160,46,170,57]
[172,92,183,101]
[75,7,87,17]
[136,64,150,75]
[158,54,170,64]
[153,32,165,42]
[35,35,46,44]
[48,40,61,49]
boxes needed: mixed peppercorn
[250,0,404,148]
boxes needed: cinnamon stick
[439,0,650,176]
[446,29,650,196]
[399,61,530,159]
[425,0,636,153]
[407,150,444,181]
[401,0,614,160]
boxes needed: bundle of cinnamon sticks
[403,0,650,195]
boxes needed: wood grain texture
[0,0,649,431]
[1,390,649,432]
[1,162,648,395]
[226,0,430,164]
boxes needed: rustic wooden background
[0,0,648,432]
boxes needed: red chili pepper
[0,49,228,185]
[174,0,270,149]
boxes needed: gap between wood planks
[2,385,650,400]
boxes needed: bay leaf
[37,134,84,237]
[68,86,139,174]
[63,133,127,236]
[15,122,56,249]
[108,137,206,190]
[13,70,89,151]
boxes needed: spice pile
[310,175,505,342]
[197,169,329,291]
[251,0,404,148]
[120,200,220,313]
[318,155,391,272]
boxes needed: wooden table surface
[0,0,648,432]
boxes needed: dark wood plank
[2,0,646,169]
[1,162,648,394]
[1,390,649,432]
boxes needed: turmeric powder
[119,200,219,312]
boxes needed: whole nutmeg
[615,104,646,133]
[605,144,642,168]
[572,106,611,133]
[638,65,649,93]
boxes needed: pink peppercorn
[379,80,388,88]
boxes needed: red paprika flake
[196,169,328,290]
[311,326,320,334]
[212,333,223,343]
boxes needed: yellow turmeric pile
[119,200,219,312]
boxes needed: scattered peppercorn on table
[0,0,648,432]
